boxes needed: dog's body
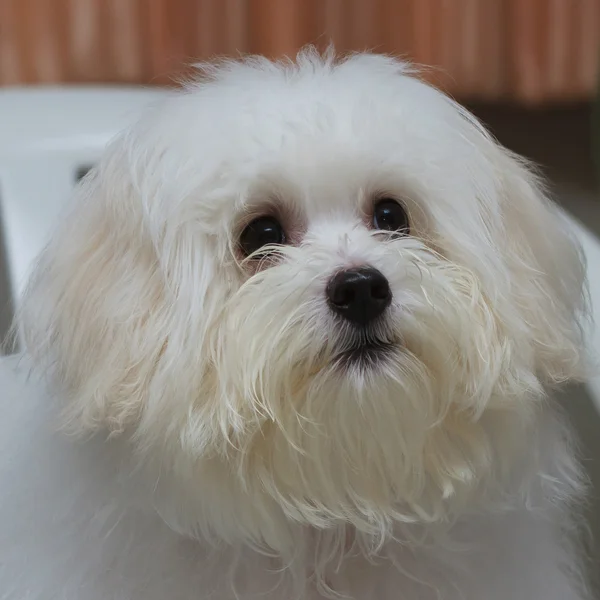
[0,355,588,598]
[0,50,593,599]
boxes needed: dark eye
[373,199,409,234]
[240,216,286,257]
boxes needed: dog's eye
[240,216,286,256]
[373,199,409,234]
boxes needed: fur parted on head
[18,47,588,579]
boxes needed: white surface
[0,87,168,308]
[0,87,168,157]
[0,87,598,412]
[567,216,600,411]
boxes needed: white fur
[0,48,593,599]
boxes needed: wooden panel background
[0,0,599,103]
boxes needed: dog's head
[20,50,587,552]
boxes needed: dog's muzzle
[327,267,395,369]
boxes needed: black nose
[327,267,392,326]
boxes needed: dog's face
[21,51,586,551]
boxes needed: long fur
[0,48,593,599]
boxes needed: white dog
[0,49,593,599]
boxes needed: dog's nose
[327,267,392,325]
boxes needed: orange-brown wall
[1,0,598,104]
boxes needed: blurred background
[0,0,599,587]
[0,0,598,102]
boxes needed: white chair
[0,86,167,314]
[569,217,600,409]
[0,87,598,414]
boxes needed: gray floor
[0,104,598,590]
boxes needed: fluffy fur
[0,48,593,599]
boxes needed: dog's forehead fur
[130,51,492,226]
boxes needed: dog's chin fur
[5,48,592,599]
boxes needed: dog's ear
[493,147,588,385]
[17,143,173,435]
